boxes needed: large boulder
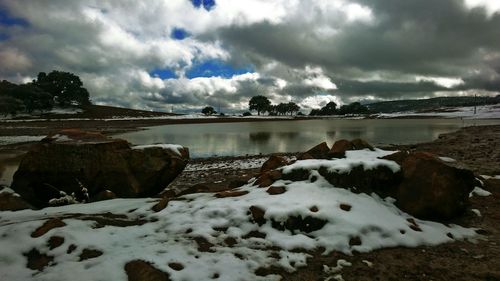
[328,139,374,158]
[10,129,189,208]
[297,142,330,160]
[383,151,475,220]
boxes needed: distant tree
[276,103,288,115]
[338,102,369,115]
[286,102,300,116]
[35,71,91,107]
[0,95,24,116]
[12,83,54,113]
[321,101,337,115]
[201,106,216,115]
[249,95,271,115]
[242,111,252,116]
[309,109,321,116]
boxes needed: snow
[282,149,400,175]
[376,104,500,119]
[480,175,500,180]
[132,144,184,156]
[439,156,457,163]
[0,135,45,145]
[469,186,492,197]
[184,156,295,172]
[471,209,481,217]
[0,149,477,281]
[48,107,83,115]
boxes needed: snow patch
[469,186,492,197]
[0,135,45,145]
[132,144,184,156]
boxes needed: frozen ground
[376,104,500,119]
[0,149,478,281]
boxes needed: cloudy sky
[1,0,499,113]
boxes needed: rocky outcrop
[297,142,330,160]
[383,151,475,220]
[260,156,288,173]
[256,140,476,221]
[10,129,189,208]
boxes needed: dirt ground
[171,125,500,281]
[1,120,499,280]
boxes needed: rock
[47,236,65,250]
[215,190,249,198]
[24,248,53,271]
[328,139,374,159]
[281,168,311,182]
[125,260,171,281]
[255,170,282,187]
[0,192,33,211]
[260,155,288,173]
[318,164,402,198]
[249,205,266,226]
[79,249,103,261]
[91,190,117,202]
[266,186,286,195]
[339,203,352,211]
[168,262,184,271]
[385,151,476,220]
[10,129,189,208]
[31,218,66,238]
[298,142,330,159]
[296,152,314,160]
[271,215,328,234]
[151,198,169,212]
[328,139,354,158]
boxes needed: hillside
[11,105,177,120]
[366,96,500,113]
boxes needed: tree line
[201,95,370,116]
[0,71,91,116]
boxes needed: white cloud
[303,66,337,90]
[464,0,500,16]
[300,95,342,110]
[416,76,465,89]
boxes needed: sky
[0,0,499,113]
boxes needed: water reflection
[116,118,500,158]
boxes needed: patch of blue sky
[150,68,177,79]
[186,59,254,79]
[0,7,29,27]
[171,28,190,40]
[191,0,216,11]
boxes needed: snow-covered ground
[0,149,478,281]
[376,104,500,119]
[0,135,46,146]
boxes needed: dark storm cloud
[214,0,500,98]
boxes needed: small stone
[339,203,352,211]
[168,262,184,271]
[266,186,286,195]
[31,218,66,238]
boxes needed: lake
[116,118,500,158]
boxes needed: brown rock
[266,186,286,195]
[215,190,249,198]
[0,192,32,211]
[299,142,330,159]
[67,244,77,254]
[260,155,288,173]
[79,248,103,261]
[349,236,362,246]
[151,197,169,212]
[296,153,314,160]
[48,236,65,250]
[309,206,319,212]
[272,215,328,234]
[31,218,66,238]
[224,237,238,247]
[255,170,282,187]
[339,203,352,211]
[317,164,402,198]
[168,262,184,271]
[125,260,171,281]
[91,190,116,202]
[249,205,266,226]
[327,139,374,159]
[351,139,375,150]
[393,152,475,221]
[11,130,189,208]
[24,248,53,271]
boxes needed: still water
[116,118,500,158]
